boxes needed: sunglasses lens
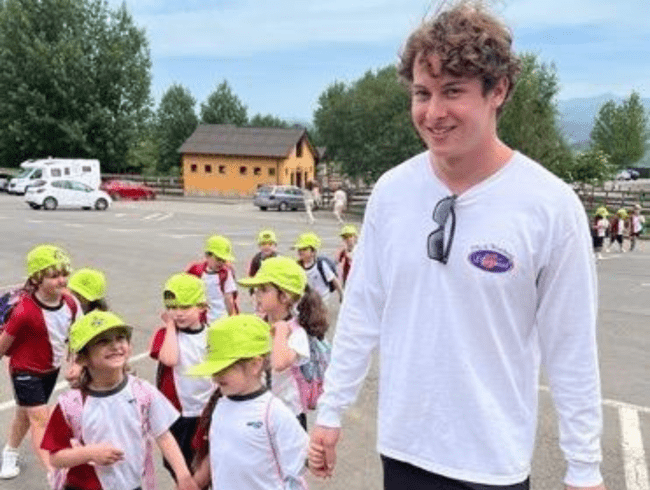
[433,197,454,224]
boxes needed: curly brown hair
[398,0,521,109]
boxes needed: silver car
[254,185,306,211]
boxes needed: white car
[25,180,112,210]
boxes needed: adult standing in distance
[332,184,347,223]
[308,3,606,490]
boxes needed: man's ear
[490,76,509,111]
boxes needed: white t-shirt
[596,217,609,237]
[175,328,214,416]
[333,189,346,207]
[203,269,237,323]
[43,300,80,369]
[209,390,308,490]
[303,259,336,303]
[318,151,602,487]
[272,322,310,416]
[632,214,645,234]
[81,376,178,490]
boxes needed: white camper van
[8,158,101,194]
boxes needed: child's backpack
[291,335,331,411]
[187,260,240,314]
[0,287,25,329]
[50,376,158,490]
[316,256,338,293]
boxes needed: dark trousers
[163,416,199,480]
[381,456,530,490]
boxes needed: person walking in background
[309,3,606,490]
[332,185,347,223]
[336,224,358,287]
[304,181,316,225]
[606,208,628,253]
[592,207,609,259]
[629,203,645,251]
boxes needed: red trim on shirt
[150,328,182,412]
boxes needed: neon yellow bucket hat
[617,208,629,219]
[594,206,609,218]
[164,273,206,307]
[340,224,358,237]
[69,310,132,353]
[204,235,235,262]
[238,256,307,296]
[68,268,107,302]
[186,314,271,377]
[257,229,277,245]
[26,244,71,277]
[293,232,321,250]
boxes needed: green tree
[200,81,247,126]
[156,84,198,173]
[313,67,423,183]
[248,113,290,128]
[498,53,574,181]
[568,148,614,185]
[0,0,152,172]
[591,91,649,169]
[125,121,159,175]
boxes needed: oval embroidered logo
[469,250,513,273]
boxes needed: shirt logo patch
[469,250,513,273]
[246,421,263,429]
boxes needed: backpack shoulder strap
[129,376,158,490]
[57,390,85,440]
[264,396,284,483]
[62,293,78,319]
[316,257,328,285]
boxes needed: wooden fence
[573,184,649,213]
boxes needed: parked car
[616,169,640,181]
[0,172,13,191]
[25,180,112,210]
[253,185,307,211]
[100,180,156,200]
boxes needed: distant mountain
[557,93,650,167]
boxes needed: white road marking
[115,213,126,218]
[0,283,23,292]
[27,220,44,224]
[63,223,83,228]
[164,234,205,239]
[0,352,150,412]
[107,228,139,232]
[153,212,173,221]
[620,406,650,490]
[142,213,162,221]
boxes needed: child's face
[205,252,225,271]
[253,283,285,316]
[38,267,69,299]
[85,328,131,372]
[298,247,315,263]
[212,359,262,397]
[343,235,357,249]
[259,242,276,256]
[167,305,203,329]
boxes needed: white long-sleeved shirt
[316,151,603,487]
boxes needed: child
[336,224,358,286]
[239,256,329,430]
[332,185,347,224]
[294,232,343,304]
[629,203,646,251]
[0,244,80,479]
[607,208,628,253]
[248,229,278,278]
[149,273,214,479]
[41,310,198,490]
[187,314,309,490]
[187,235,238,322]
[68,268,109,314]
[592,208,609,259]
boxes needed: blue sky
[108,0,650,124]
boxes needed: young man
[309,3,606,490]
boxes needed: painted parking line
[0,352,150,412]
[620,406,650,490]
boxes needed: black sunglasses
[427,195,457,264]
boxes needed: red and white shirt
[150,326,214,417]
[4,293,79,374]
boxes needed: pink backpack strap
[51,390,84,490]
[130,376,158,490]
[264,396,284,484]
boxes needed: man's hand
[566,484,607,490]
[308,425,341,478]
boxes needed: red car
[100,180,156,200]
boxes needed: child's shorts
[11,369,59,407]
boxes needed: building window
[285,169,288,176]
[51,169,61,177]
[240,166,247,175]
[219,165,226,174]
[205,165,212,173]
[82,166,92,173]
[296,141,303,157]
[191,164,197,172]
[64,168,70,175]
[269,168,275,176]
[254,167,261,176]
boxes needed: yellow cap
[69,310,132,353]
[617,208,629,219]
[186,314,271,377]
[204,235,235,262]
[257,229,277,245]
[164,273,206,307]
[340,224,358,237]
[68,268,107,302]
[594,206,609,218]
[293,232,321,250]
[26,244,71,277]
[238,256,306,296]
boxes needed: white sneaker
[0,446,19,479]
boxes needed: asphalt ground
[0,193,648,490]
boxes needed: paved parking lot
[0,193,648,490]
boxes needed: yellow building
[179,125,319,196]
